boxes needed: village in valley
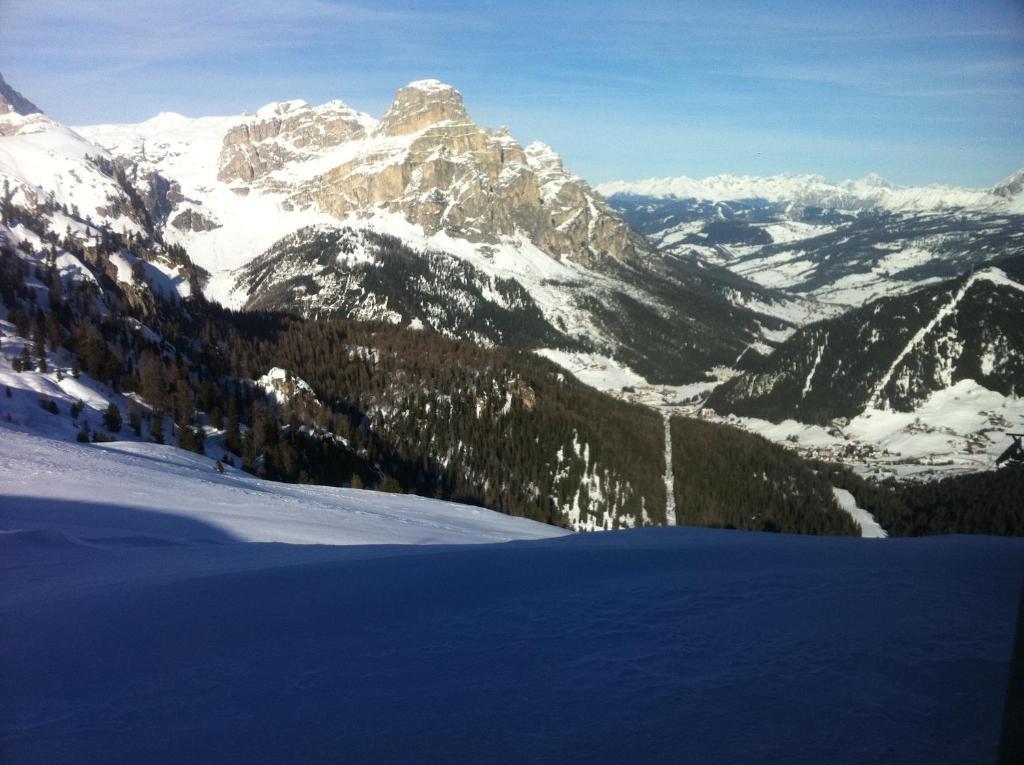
[583,360,1024,482]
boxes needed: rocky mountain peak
[0,72,42,117]
[81,78,654,273]
[218,98,373,186]
[860,172,894,189]
[525,141,571,184]
[992,169,1024,200]
[254,99,310,119]
[375,79,471,137]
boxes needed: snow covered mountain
[602,172,1024,311]
[0,86,204,311]
[82,81,648,276]
[706,257,1024,428]
[725,208,1024,306]
[596,171,1024,214]
[3,69,1021,495]
[75,78,803,382]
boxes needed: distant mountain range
[603,171,1024,311]
[596,170,1024,214]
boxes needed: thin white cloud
[0,0,414,62]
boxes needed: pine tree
[0,179,11,224]
[225,398,241,454]
[379,476,402,493]
[151,412,165,445]
[128,404,142,436]
[103,403,122,433]
[45,312,62,351]
[31,318,46,373]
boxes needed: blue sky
[1,0,1021,186]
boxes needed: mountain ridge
[0,73,42,120]
[705,257,1024,425]
[597,170,1024,214]
[70,76,797,382]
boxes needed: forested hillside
[237,226,573,349]
[670,417,859,536]
[815,461,1024,537]
[201,314,669,527]
[0,192,667,529]
[706,256,1024,424]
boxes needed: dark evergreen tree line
[671,417,859,536]
[814,461,1024,537]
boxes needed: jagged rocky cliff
[78,78,796,382]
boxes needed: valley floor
[2,427,1023,763]
[539,349,1024,482]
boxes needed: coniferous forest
[814,461,1024,537]
[670,417,859,536]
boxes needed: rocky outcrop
[0,72,42,117]
[171,208,220,232]
[993,169,1024,201]
[284,81,648,266]
[218,99,373,186]
[111,157,182,227]
[524,141,648,264]
[373,80,471,136]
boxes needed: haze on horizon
[1,0,1021,188]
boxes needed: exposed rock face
[283,80,648,265]
[88,78,650,266]
[525,141,648,265]
[0,72,42,117]
[218,99,373,186]
[993,169,1024,201]
[171,208,220,232]
[111,157,182,227]
[374,79,471,136]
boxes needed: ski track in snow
[662,412,676,525]
[869,268,1015,409]
[870,276,976,409]
[801,336,827,399]
[831,487,888,538]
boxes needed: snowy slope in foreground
[2,504,1022,763]
[0,427,565,546]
